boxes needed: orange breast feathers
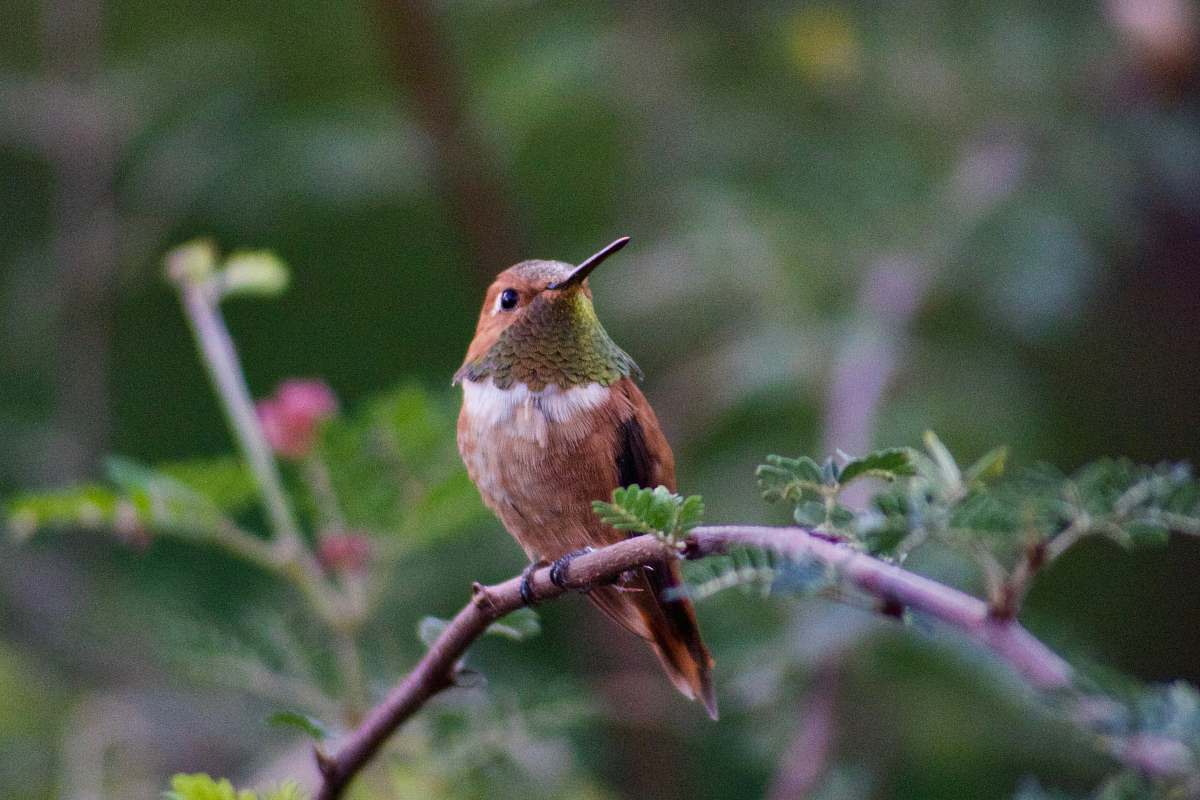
[457,377,674,560]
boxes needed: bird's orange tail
[587,559,717,719]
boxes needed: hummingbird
[454,236,717,718]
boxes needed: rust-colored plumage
[454,241,716,718]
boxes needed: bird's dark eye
[499,288,519,310]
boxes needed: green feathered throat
[458,292,641,391]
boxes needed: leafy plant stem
[170,269,365,688]
[1044,515,1091,563]
[174,277,304,559]
[210,518,290,570]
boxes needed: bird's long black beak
[547,236,630,290]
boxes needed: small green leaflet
[756,455,828,502]
[756,449,916,504]
[838,448,918,484]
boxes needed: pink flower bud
[318,532,372,573]
[257,379,338,459]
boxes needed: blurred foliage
[358,695,612,800]
[751,439,1200,797]
[314,386,482,543]
[7,384,483,553]
[3,0,1200,798]
[758,436,1200,571]
[165,774,306,800]
[756,447,917,532]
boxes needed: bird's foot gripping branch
[7,242,1200,800]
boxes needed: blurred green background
[2,0,1199,798]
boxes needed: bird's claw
[549,547,595,590]
[519,559,549,606]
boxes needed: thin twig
[172,278,304,556]
[169,273,355,627]
[1044,516,1093,563]
[314,524,1086,799]
[209,519,287,570]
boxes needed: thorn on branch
[879,596,905,619]
[314,746,336,778]
[471,581,500,613]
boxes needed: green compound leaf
[156,457,258,515]
[104,456,228,534]
[757,435,1200,570]
[317,384,486,546]
[677,494,706,533]
[592,484,705,544]
[592,486,651,533]
[6,454,256,543]
[839,448,919,484]
[756,455,827,503]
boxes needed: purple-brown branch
[314,524,1083,799]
